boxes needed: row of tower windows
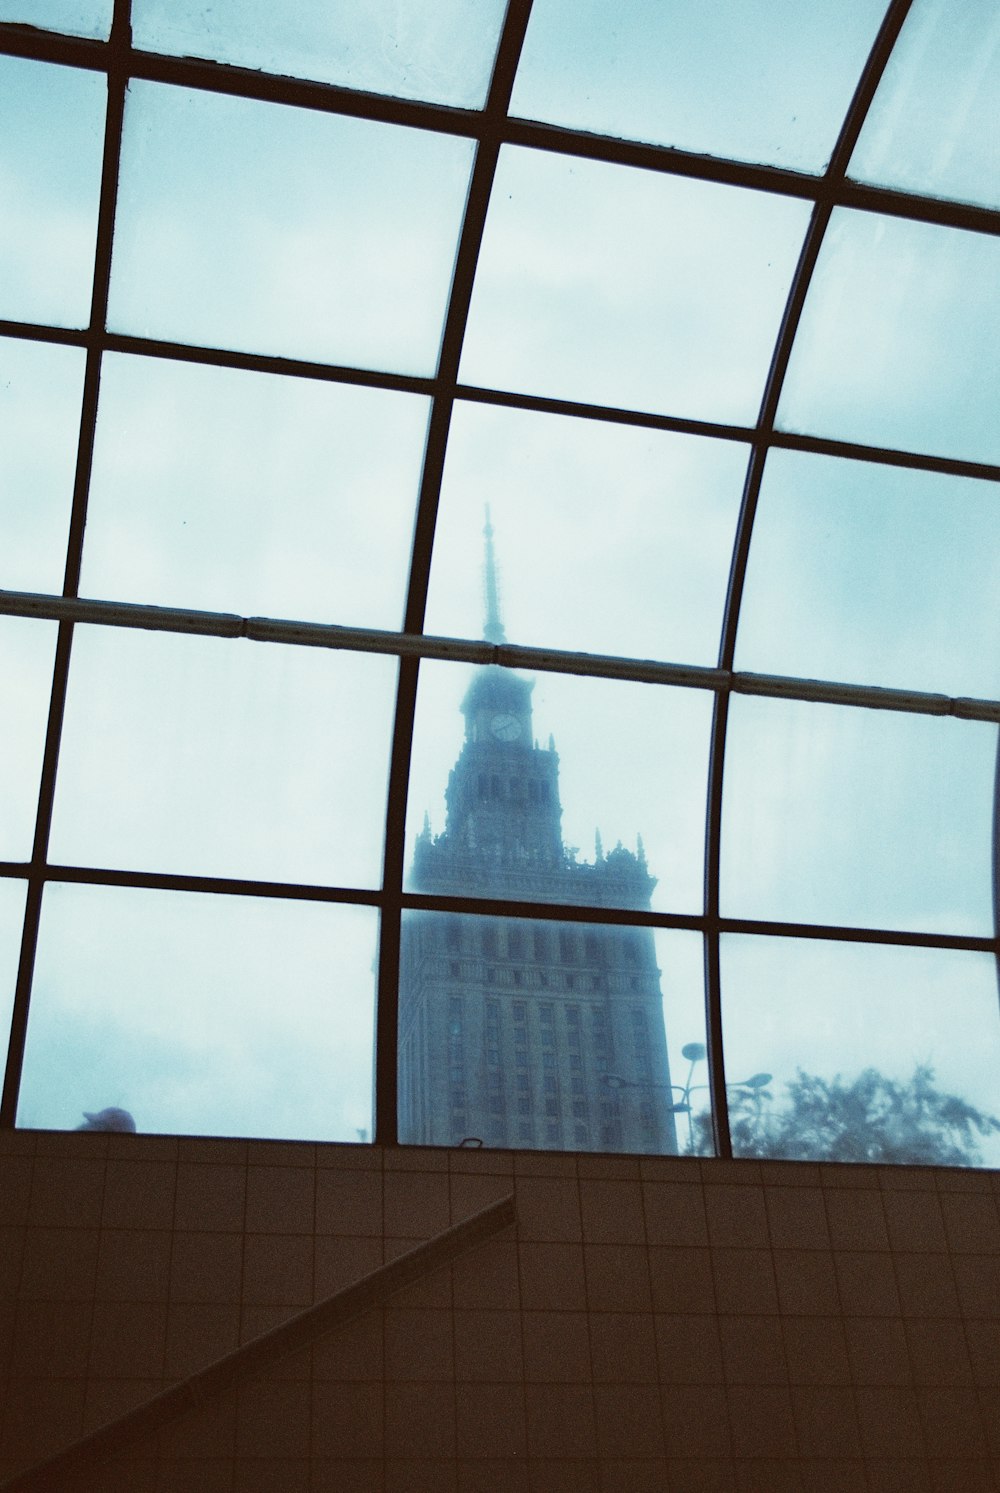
[475,773,552,806]
[443,920,645,967]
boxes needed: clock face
[490,712,522,742]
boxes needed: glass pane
[0,55,106,328]
[0,336,85,593]
[0,618,57,861]
[19,881,377,1142]
[0,0,111,37]
[0,878,27,1075]
[736,448,1000,699]
[850,0,1000,211]
[722,696,996,936]
[400,911,708,1155]
[722,936,1000,1168]
[512,0,886,174]
[49,627,396,886]
[461,147,809,424]
[424,401,747,665]
[82,353,428,626]
[778,209,1000,464]
[132,0,507,110]
[108,81,474,375]
[408,661,712,915]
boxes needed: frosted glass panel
[0,336,85,594]
[722,937,1000,1168]
[512,0,885,173]
[0,619,58,861]
[425,401,747,665]
[778,210,1000,464]
[0,0,111,35]
[462,147,809,424]
[83,353,428,626]
[109,82,474,374]
[736,449,1000,699]
[132,0,506,109]
[722,697,996,936]
[50,628,397,887]
[20,882,378,1142]
[400,911,709,1155]
[408,661,713,916]
[0,56,106,328]
[0,878,27,1077]
[851,0,1000,210]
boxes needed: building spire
[482,505,507,645]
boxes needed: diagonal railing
[0,1193,516,1493]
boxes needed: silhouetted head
[76,1107,136,1133]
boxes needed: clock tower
[399,514,677,1154]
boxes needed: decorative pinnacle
[482,504,507,645]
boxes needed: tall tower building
[399,517,677,1153]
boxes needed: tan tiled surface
[0,1133,997,1492]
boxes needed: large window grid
[0,0,997,1157]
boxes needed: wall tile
[384,1171,450,1238]
[822,1189,890,1252]
[844,1316,912,1386]
[703,1185,770,1249]
[170,1231,244,1304]
[385,1382,456,1459]
[764,1187,830,1251]
[10,1298,92,1377]
[384,1305,454,1380]
[648,1246,717,1315]
[313,1234,380,1298]
[642,1182,709,1248]
[904,1317,975,1386]
[311,1381,384,1459]
[315,1170,382,1236]
[513,1177,582,1242]
[242,1234,313,1307]
[583,1244,652,1312]
[448,1171,513,1224]
[17,1225,98,1300]
[0,1158,32,1226]
[385,1459,457,1493]
[453,1308,523,1382]
[712,1248,779,1316]
[834,1251,899,1317]
[95,1229,172,1301]
[1,1376,86,1467]
[917,1386,989,1458]
[726,1383,798,1458]
[525,1383,597,1458]
[522,1309,590,1382]
[102,1159,176,1230]
[791,1384,862,1459]
[519,1242,587,1312]
[654,1312,724,1385]
[719,1314,788,1384]
[245,1167,315,1235]
[589,1311,658,1383]
[882,1190,948,1253]
[593,1383,665,1458]
[310,1307,383,1382]
[453,1237,519,1311]
[236,1380,311,1459]
[173,1163,246,1232]
[578,1179,645,1244]
[893,1253,962,1318]
[781,1316,850,1386]
[29,1156,105,1228]
[939,1194,1000,1255]
[854,1385,926,1458]
[456,1382,527,1459]
[164,1300,240,1377]
[660,1383,732,1458]
[89,1299,167,1378]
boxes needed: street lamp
[602,1044,772,1154]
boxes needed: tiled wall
[1,1130,997,1492]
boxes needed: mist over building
[400,516,677,1152]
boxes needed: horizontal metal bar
[3,25,998,244]
[2,590,997,723]
[1,863,994,953]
